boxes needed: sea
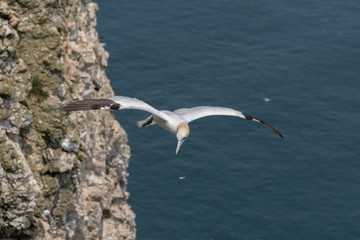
[94,1,360,239]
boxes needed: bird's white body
[60,96,283,154]
[151,111,184,134]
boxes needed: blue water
[94,1,360,239]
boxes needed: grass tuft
[28,78,49,102]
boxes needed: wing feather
[108,96,171,122]
[175,106,283,138]
[59,96,171,123]
[57,99,120,112]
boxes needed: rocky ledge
[0,0,135,239]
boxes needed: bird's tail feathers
[136,115,154,128]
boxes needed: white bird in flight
[59,96,283,154]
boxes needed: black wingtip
[57,99,121,112]
[259,119,284,139]
[244,114,284,138]
[57,106,68,112]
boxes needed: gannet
[58,96,283,154]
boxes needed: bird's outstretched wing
[175,106,283,138]
[58,96,171,123]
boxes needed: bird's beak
[176,140,185,155]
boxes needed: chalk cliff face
[0,0,135,239]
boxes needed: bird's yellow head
[176,123,190,154]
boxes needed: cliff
[0,0,136,239]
